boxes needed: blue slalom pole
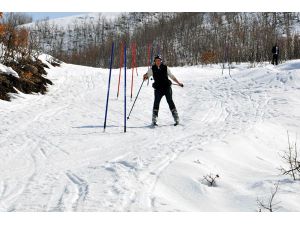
[103,42,114,131]
[124,43,127,133]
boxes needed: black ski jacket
[151,64,172,90]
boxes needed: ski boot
[171,108,179,126]
[152,109,158,127]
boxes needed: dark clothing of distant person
[272,45,279,65]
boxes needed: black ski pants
[272,54,279,65]
[153,87,176,116]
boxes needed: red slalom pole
[130,42,135,100]
[134,42,138,76]
[147,43,152,86]
[117,42,124,99]
[147,43,151,68]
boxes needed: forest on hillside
[3,12,300,68]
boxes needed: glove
[179,83,184,87]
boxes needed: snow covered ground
[0,59,300,211]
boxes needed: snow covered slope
[24,12,122,28]
[0,59,300,211]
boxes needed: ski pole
[104,42,115,131]
[127,79,145,120]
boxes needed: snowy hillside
[24,12,171,30]
[20,12,300,68]
[22,12,173,66]
[24,12,121,29]
[0,59,300,211]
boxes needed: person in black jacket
[143,55,183,126]
[272,44,279,65]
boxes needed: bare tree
[23,12,300,68]
[257,182,281,212]
[2,12,32,27]
[279,131,300,180]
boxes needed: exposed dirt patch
[0,57,58,101]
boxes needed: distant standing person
[272,44,279,65]
[143,55,184,126]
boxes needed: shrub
[279,131,300,180]
[201,51,217,65]
[202,173,220,187]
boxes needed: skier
[143,55,184,126]
[272,44,279,65]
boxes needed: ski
[149,123,181,128]
[150,123,158,128]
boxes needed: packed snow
[0,59,300,211]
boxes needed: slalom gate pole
[117,42,123,98]
[134,43,138,76]
[151,45,154,62]
[146,43,151,85]
[157,44,160,55]
[226,45,231,76]
[127,79,145,120]
[222,46,225,75]
[124,43,127,133]
[130,42,135,100]
[147,43,151,69]
[103,42,115,131]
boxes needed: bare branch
[257,182,280,212]
[202,173,220,187]
[279,131,300,180]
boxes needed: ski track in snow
[0,60,300,211]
